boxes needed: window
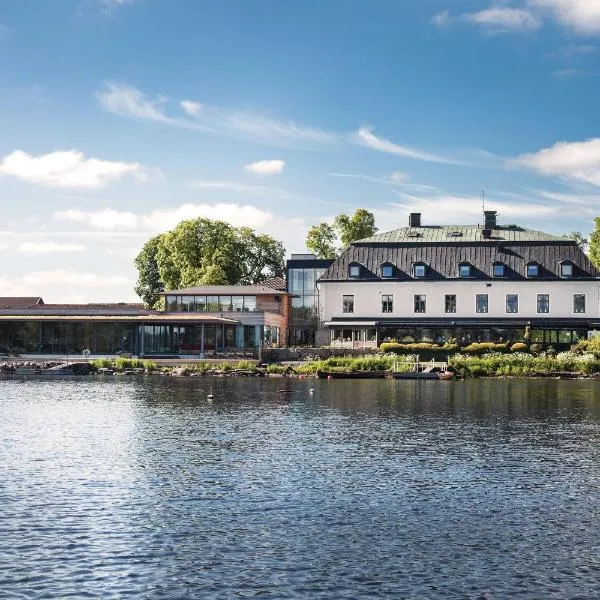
[381,265,393,278]
[414,264,426,278]
[231,296,244,312]
[506,294,519,313]
[561,263,574,278]
[527,263,540,277]
[382,294,393,313]
[458,264,471,278]
[445,295,456,313]
[243,296,257,312]
[349,265,360,278]
[493,264,505,277]
[414,294,426,313]
[342,295,354,313]
[476,294,488,313]
[537,294,550,314]
[574,294,586,314]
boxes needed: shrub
[379,342,442,354]
[510,342,529,353]
[462,342,507,355]
[530,343,543,356]
[266,364,288,374]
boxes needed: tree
[305,223,337,260]
[589,218,600,268]
[134,235,164,308]
[305,209,377,259]
[563,231,588,253]
[133,218,285,306]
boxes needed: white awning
[323,321,376,327]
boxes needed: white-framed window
[349,265,360,278]
[414,264,426,278]
[526,263,540,278]
[476,294,488,313]
[381,264,393,278]
[537,294,550,313]
[414,294,426,313]
[493,263,506,277]
[381,294,393,313]
[573,294,586,314]
[445,294,456,313]
[458,264,471,278]
[506,294,519,313]
[342,295,354,313]
[561,263,574,278]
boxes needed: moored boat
[317,370,387,380]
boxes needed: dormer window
[413,263,427,278]
[560,262,574,278]
[493,263,506,278]
[526,262,540,278]
[349,264,360,278]
[458,263,472,278]
[381,264,394,278]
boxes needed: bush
[510,343,529,353]
[379,342,442,354]
[462,342,508,355]
[530,343,543,356]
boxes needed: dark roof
[260,276,287,291]
[0,297,44,308]
[321,241,600,281]
[359,225,566,244]
[161,284,290,296]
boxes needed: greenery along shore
[88,337,600,378]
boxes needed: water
[1,377,600,599]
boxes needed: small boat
[317,370,386,380]
[393,370,454,380]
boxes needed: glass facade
[164,295,258,312]
[287,256,331,346]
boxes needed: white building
[318,212,600,349]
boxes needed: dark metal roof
[358,225,566,244]
[320,241,600,281]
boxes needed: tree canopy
[564,231,589,253]
[134,218,285,307]
[306,209,377,259]
[588,219,600,269]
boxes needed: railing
[393,356,448,373]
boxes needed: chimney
[409,212,421,227]
[484,210,497,230]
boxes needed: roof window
[349,264,361,278]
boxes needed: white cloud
[54,208,139,230]
[529,0,600,34]
[21,270,128,286]
[354,127,462,165]
[99,82,336,146]
[0,149,153,189]
[244,159,286,175]
[431,10,451,27]
[462,7,542,32]
[17,242,86,254]
[514,138,600,186]
[181,100,203,117]
[141,203,274,232]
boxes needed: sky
[1,0,600,302]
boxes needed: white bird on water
[207,390,214,401]
[309,388,315,395]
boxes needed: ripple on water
[1,377,600,598]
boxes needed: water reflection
[1,378,600,598]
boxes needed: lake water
[1,377,600,599]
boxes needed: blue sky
[1,0,600,301]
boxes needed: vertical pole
[201,324,205,356]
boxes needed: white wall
[319,280,600,321]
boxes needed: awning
[323,321,376,327]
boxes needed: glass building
[286,254,333,346]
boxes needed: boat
[317,370,387,380]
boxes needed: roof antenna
[481,188,486,227]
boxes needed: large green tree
[589,218,600,268]
[306,208,377,259]
[563,231,589,253]
[134,218,285,307]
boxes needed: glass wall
[288,266,327,346]
[164,295,258,312]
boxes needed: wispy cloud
[549,43,596,59]
[462,7,542,32]
[244,159,286,175]
[98,82,336,147]
[353,127,464,165]
[431,10,451,28]
[529,0,600,35]
[513,138,600,187]
[552,68,597,79]
[0,149,156,189]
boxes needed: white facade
[319,280,600,321]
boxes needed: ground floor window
[330,328,376,346]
